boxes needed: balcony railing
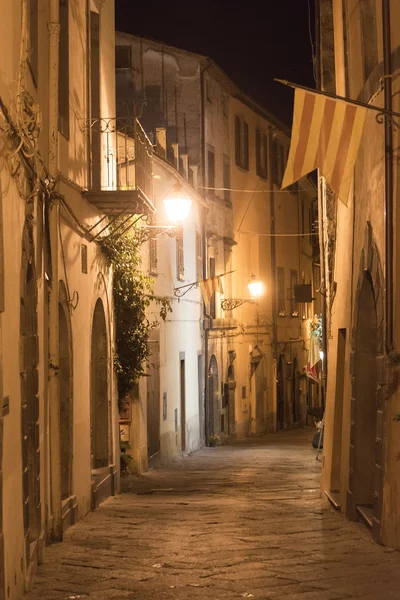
[82,117,155,215]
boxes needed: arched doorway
[59,282,73,501]
[20,230,40,562]
[207,355,218,441]
[277,355,284,430]
[352,272,378,509]
[91,299,109,469]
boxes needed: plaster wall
[322,0,400,547]
[0,2,118,597]
[229,96,316,435]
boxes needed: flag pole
[274,78,400,121]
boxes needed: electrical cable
[199,185,312,193]
[237,180,260,233]
[238,231,318,237]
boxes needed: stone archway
[20,225,40,564]
[90,297,115,508]
[91,298,109,469]
[348,222,384,540]
[352,273,377,508]
[59,282,74,517]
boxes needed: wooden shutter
[149,238,158,275]
[176,227,184,281]
[196,231,202,280]
[235,116,241,166]
[255,128,261,176]
[243,121,249,170]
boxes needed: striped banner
[199,276,224,305]
[282,88,368,205]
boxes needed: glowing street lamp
[163,183,192,222]
[247,274,265,299]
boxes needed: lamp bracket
[221,298,256,311]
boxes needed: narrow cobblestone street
[27,430,400,600]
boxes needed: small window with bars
[149,238,158,275]
[115,46,132,69]
[277,267,285,316]
[176,226,184,281]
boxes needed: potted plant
[208,434,219,447]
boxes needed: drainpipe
[382,0,393,353]
[48,0,62,541]
[200,66,212,446]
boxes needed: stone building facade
[318,0,400,548]
[0,1,123,597]
[115,33,320,448]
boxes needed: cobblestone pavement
[27,430,400,600]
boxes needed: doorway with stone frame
[347,224,384,541]
[59,281,76,530]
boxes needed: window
[223,154,231,204]
[115,46,131,69]
[29,0,38,85]
[176,226,184,281]
[209,257,216,318]
[207,149,215,197]
[149,238,157,275]
[256,129,268,179]
[235,116,249,170]
[58,0,69,138]
[277,267,285,316]
[290,270,298,316]
[360,0,378,84]
[196,231,202,281]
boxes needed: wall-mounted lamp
[247,274,265,299]
[163,183,192,222]
[221,275,265,311]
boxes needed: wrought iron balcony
[82,117,155,215]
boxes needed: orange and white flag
[282,88,368,205]
[199,276,224,305]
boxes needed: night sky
[115,0,316,126]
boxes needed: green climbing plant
[100,220,172,403]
